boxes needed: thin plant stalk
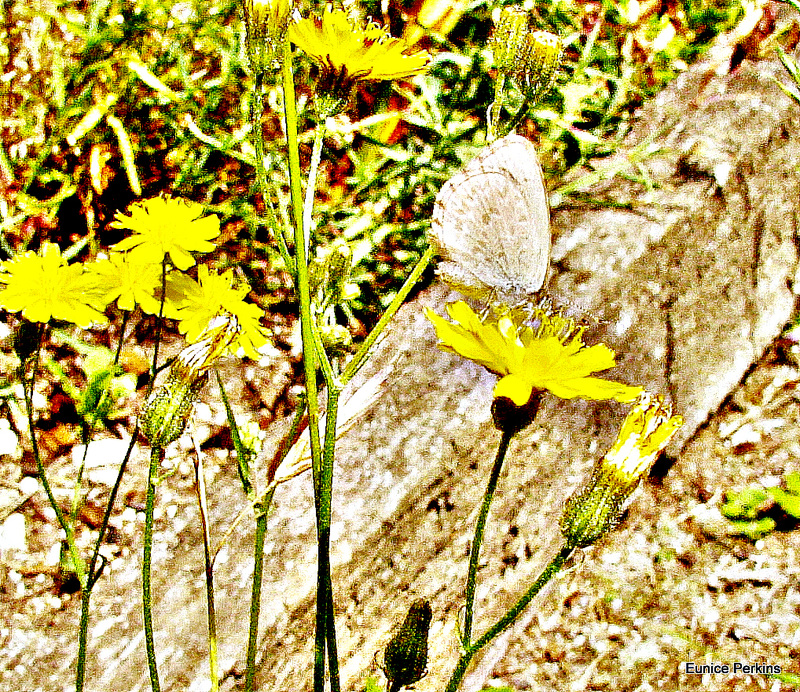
[462,427,513,645]
[319,387,341,692]
[250,71,294,276]
[143,446,164,692]
[279,37,328,691]
[244,487,275,692]
[193,437,219,692]
[340,244,434,387]
[76,426,138,692]
[20,326,87,586]
[444,545,575,692]
[300,106,343,692]
[302,124,325,257]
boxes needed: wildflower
[289,8,430,111]
[242,0,293,74]
[140,313,240,447]
[86,253,164,313]
[0,242,108,327]
[560,392,683,548]
[425,301,642,408]
[166,265,269,360]
[110,196,220,271]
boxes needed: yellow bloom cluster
[0,196,269,360]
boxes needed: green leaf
[721,487,769,520]
[767,487,800,519]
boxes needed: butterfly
[428,133,551,306]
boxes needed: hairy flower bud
[382,599,432,692]
[242,0,293,74]
[140,313,239,447]
[514,30,563,104]
[488,7,530,76]
[324,242,353,308]
[140,366,208,447]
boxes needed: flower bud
[513,30,563,104]
[491,389,542,435]
[488,7,530,76]
[13,321,41,363]
[560,393,682,548]
[382,599,432,692]
[324,242,353,308]
[242,0,293,74]
[140,313,239,447]
[140,367,208,447]
[320,323,353,353]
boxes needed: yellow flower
[561,392,683,548]
[86,253,164,313]
[426,301,642,406]
[0,243,108,327]
[289,8,430,104]
[110,196,220,270]
[167,265,269,360]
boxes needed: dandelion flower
[289,8,430,106]
[110,196,220,270]
[426,301,642,406]
[86,253,164,313]
[0,243,108,327]
[167,265,269,359]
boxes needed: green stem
[279,37,326,691]
[500,93,533,138]
[143,446,164,692]
[195,447,219,692]
[250,72,295,277]
[445,545,575,692]
[76,586,92,692]
[244,488,274,692]
[462,427,513,646]
[302,123,325,257]
[340,244,434,387]
[147,261,168,399]
[21,326,87,587]
[215,369,254,499]
[319,388,341,692]
[76,427,138,692]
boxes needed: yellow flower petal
[289,8,430,86]
[0,243,108,327]
[426,301,641,404]
[111,196,220,269]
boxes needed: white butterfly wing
[429,134,550,302]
